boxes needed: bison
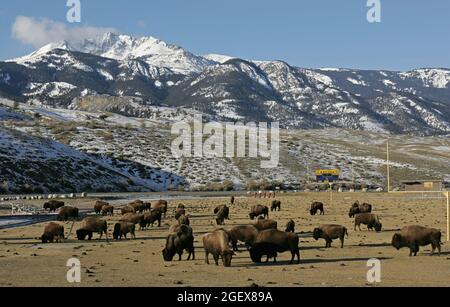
[271,200,281,212]
[228,225,258,251]
[153,200,168,218]
[57,206,79,221]
[392,225,442,256]
[230,196,235,205]
[354,213,382,232]
[94,200,109,214]
[216,205,229,225]
[178,214,190,226]
[140,210,162,230]
[203,229,235,267]
[43,200,65,212]
[41,222,65,243]
[249,205,269,220]
[175,208,186,220]
[310,202,325,216]
[76,217,108,241]
[113,222,136,240]
[285,220,295,233]
[121,206,135,215]
[249,229,300,264]
[349,201,372,218]
[162,225,195,261]
[120,213,144,226]
[313,225,348,248]
[101,205,114,216]
[253,218,278,232]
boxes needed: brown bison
[94,200,109,214]
[349,201,372,218]
[177,214,190,226]
[162,225,195,261]
[354,213,382,232]
[230,196,235,205]
[249,205,269,220]
[215,205,230,225]
[313,225,348,248]
[113,222,136,240]
[153,200,168,218]
[285,219,295,233]
[120,213,144,226]
[76,217,108,241]
[392,225,442,256]
[43,200,65,212]
[177,204,186,209]
[228,225,258,251]
[203,229,235,267]
[310,202,325,216]
[57,206,79,221]
[129,200,146,213]
[121,206,135,215]
[253,218,278,231]
[140,210,162,229]
[175,208,186,220]
[41,222,65,243]
[271,200,281,212]
[249,229,300,264]
[101,205,114,216]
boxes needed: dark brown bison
[253,218,278,231]
[349,201,372,218]
[129,200,146,213]
[76,217,108,241]
[310,202,325,216]
[153,200,168,218]
[175,208,186,220]
[140,210,162,230]
[392,225,442,256]
[271,200,281,212]
[249,205,269,220]
[230,196,235,205]
[162,225,195,261]
[249,229,300,264]
[120,213,144,226]
[113,222,136,240]
[94,200,109,214]
[285,219,295,233]
[215,205,230,225]
[101,205,114,216]
[57,206,79,221]
[313,225,348,248]
[228,225,258,251]
[43,200,65,212]
[121,206,135,215]
[354,213,382,232]
[41,222,65,243]
[203,229,235,267]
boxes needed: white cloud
[11,16,118,48]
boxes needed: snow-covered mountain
[2,32,450,136]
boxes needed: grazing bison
[285,220,295,233]
[392,225,442,256]
[162,225,195,261]
[129,200,146,214]
[140,210,162,230]
[120,213,144,226]
[313,225,348,248]
[121,206,135,215]
[249,229,300,264]
[349,201,372,218]
[249,205,269,220]
[41,222,65,243]
[203,229,235,267]
[178,214,190,226]
[57,206,79,221]
[101,205,114,216]
[175,208,186,220]
[253,218,278,232]
[228,225,258,251]
[152,200,168,218]
[354,213,382,232]
[310,202,325,216]
[215,205,230,225]
[76,217,108,241]
[43,200,65,212]
[271,200,281,212]
[94,201,109,214]
[113,222,136,240]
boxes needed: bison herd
[40,196,444,268]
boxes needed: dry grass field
[0,192,449,287]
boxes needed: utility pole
[386,140,390,193]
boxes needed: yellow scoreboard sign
[315,169,340,176]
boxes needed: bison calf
[313,225,348,248]
[392,225,442,256]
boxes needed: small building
[401,180,443,192]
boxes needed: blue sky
[1,0,449,71]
